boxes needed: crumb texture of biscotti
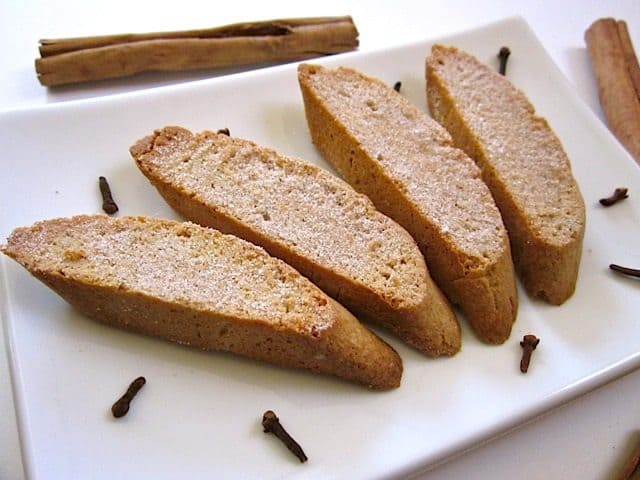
[2,215,402,389]
[426,45,586,304]
[131,126,460,356]
[298,63,517,344]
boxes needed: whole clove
[610,264,640,278]
[111,376,146,418]
[600,187,629,206]
[393,81,402,92]
[519,334,539,373]
[262,410,308,463]
[217,127,230,136]
[98,176,119,214]
[497,46,511,75]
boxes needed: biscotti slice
[2,215,402,389]
[298,64,517,344]
[426,45,586,304]
[131,126,460,356]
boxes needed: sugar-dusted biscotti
[131,127,460,356]
[2,215,402,389]
[426,45,586,304]
[298,64,518,344]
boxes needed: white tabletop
[1,1,639,478]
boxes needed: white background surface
[0,1,638,479]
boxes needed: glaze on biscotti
[131,127,460,356]
[2,215,402,389]
[298,64,518,344]
[427,45,585,304]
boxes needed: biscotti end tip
[298,63,319,76]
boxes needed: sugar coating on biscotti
[131,127,460,356]
[426,45,585,304]
[132,127,424,308]
[298,63,518,344]
[2,215,402,389]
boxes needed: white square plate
[1,16,639,479]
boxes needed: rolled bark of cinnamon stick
[617,20,640,101]
[35,16,358,86]
[585,18,640,164]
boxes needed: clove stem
[610,264,640,278]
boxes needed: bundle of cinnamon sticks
[585,18,640,164]
[35,16,358,87]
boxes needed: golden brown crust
[131,126,460,356]
[298,63,517,344]
[426,45,586,304]
[2,215,402,389]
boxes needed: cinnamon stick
[617,21,640,101]
[35,16,358,86]
[585,18,640,164]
